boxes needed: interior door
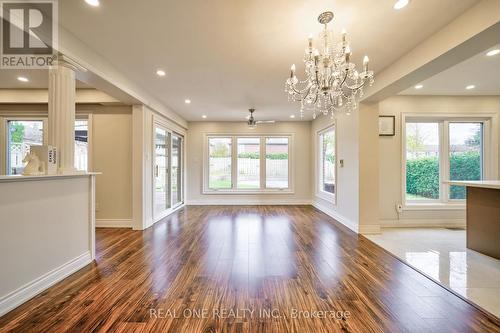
[171,134,183,206]
[154,127,171,216]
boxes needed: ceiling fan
[247,108,275,129]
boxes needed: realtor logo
[0,0,58,68]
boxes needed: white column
[48,60,76,174]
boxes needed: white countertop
[445,180,500,190]
[0,172,101,183]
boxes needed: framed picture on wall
[379,115,395,136]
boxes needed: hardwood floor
[1,205,499,332]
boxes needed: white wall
[378,95,500,227]
[0,175,95,315]
[186,121,312,205]
[310,104,379,234]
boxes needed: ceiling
[0,69,91,89]
[399,44,500,96]
[1,0,481,120]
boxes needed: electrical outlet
[95,202,100,212]
[339,159,344,168]
[396,203,403,213]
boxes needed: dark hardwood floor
[1,205,499,332]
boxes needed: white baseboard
[380,218,466,228]
[186,200,312,206]
[358,224,381,235]
[312,200,359,233]
[0,251,92,317]
[96,219,132,228]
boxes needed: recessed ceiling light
[394,0,410,10]
[466,85,475,90]
[184,99,191,104]
[156,69,166,77]
[414,84,423,89]
[17,76,29,82]
[290,115,296,119]
[84,0,100,7]
[486,49,500,57]
[202,115,207,119]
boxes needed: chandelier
[285,11,374,119]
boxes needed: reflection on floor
[366,228,500,317]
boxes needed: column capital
[50,53,87,73]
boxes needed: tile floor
[366,228,500,318]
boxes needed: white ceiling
[1,0,480,120]
[0,69,91,89]
[399,44,500,96]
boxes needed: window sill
[403,202,466,211]
[203,189,294,195]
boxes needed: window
[208,137,232,189]
[405,122,440,201]
[449,122,483,200]
[404,117,488,205]
[74,120,89,171]
[205,135,292,192]
[237,137,260,189]
[265,137,289,189]
[7,120,44,175]
[318,126,336,197]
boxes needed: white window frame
[402,113,497,210]
[1,116,48,175]
[151,115,186,223]
[317,125,337,204]
[203,134,294,194]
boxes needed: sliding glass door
[171,134,183,207]
[153,124,184,220]
[154,127,171,216]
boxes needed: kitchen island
[448,181,500,260]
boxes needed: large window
[237,137,260,189]
[404,117,487,204]
[7,120,44,175]
[265,137,289,189]
[318,126,336,198]
[405,122,440,201]
[75,120,89,171]
[205,135,291,192]
[449,122,483,200]
[208,137,232,189]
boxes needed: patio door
[154,127,171,217]
[171,134,183,207]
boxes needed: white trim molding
[187,199,311,206]
[312,200,359,233]
[0,251,92,317]
[95,219,132,228]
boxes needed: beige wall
[0,103,133,222]
[85,105,133,220]
[186,121,312,204]
[378,95,500,226]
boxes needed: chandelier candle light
[285,11,374,119]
